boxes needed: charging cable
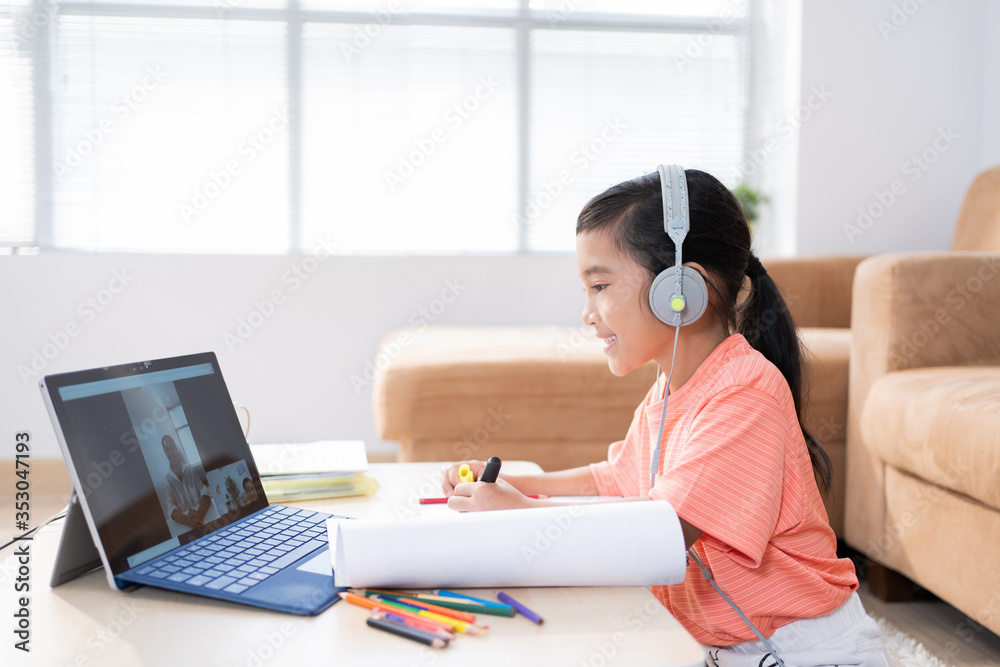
[0,505,69,553]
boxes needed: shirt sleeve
[649,385,787,568]
[589,387,653,497]
[589,442,626,496]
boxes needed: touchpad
[297,548,332,577]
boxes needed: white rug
[875,616,951,667]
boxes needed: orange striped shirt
[590,334,857,646]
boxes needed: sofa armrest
[762,255,868,329]
[844,251,1000,552]
[852,252,1000,375]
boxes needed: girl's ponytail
[738,257,832,491]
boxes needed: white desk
[3,462,705,667]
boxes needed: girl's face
[577,228,673,376]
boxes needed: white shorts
[703,592,891,667]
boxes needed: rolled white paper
[327,501,687,588]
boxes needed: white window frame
[8,0,751,254]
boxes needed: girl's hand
[440,460,486,496]
[447,478,536,512]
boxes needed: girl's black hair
[576,168,832,491]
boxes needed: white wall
[982,1,1000,169]
[1,253,581,459]
[3,1,998,460]
[796,0,994,255]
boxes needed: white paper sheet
[250,440,368,476]
[327,501,687,588]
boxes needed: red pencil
[419,494,546,504]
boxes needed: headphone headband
[657,164,689,268]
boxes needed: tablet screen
[42,352,268,576]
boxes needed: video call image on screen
[121,381,223,538]
[54,359,265,573]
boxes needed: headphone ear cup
[648,266,708,326]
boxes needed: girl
[442,168,890,666]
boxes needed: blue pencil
[431,589,512,610]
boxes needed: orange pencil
[339,592,455,633]
[370,595,487,635]
[362,591,478,623]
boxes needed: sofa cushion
[861,366,1000,511]
[373,325,657,445]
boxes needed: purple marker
[496,591,543,625]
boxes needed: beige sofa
[373,257,864,537]
[845,166,1000,634]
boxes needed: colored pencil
[339,592,455,634]
[372,611,455,641]
[366,616,449,648]
[361,588,513,615]
[362,591,478,623]
[370,595,487,635]
[419,494,544,504]
[431,589,513,609]
[497,591,544,625]
[411,594,515,617]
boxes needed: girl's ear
[683,261,709,280]
[683,261,721,310]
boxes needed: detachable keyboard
[132,505,328,596]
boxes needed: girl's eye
[591,284,607,293]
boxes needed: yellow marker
[458,464,475,483]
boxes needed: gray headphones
[648,165,708,327]
[648,165,787,666]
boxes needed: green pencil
[363,590,515,617]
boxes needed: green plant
[731,181,769,227]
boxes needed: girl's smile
[577,228,672,377]
[577,226,727,389]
